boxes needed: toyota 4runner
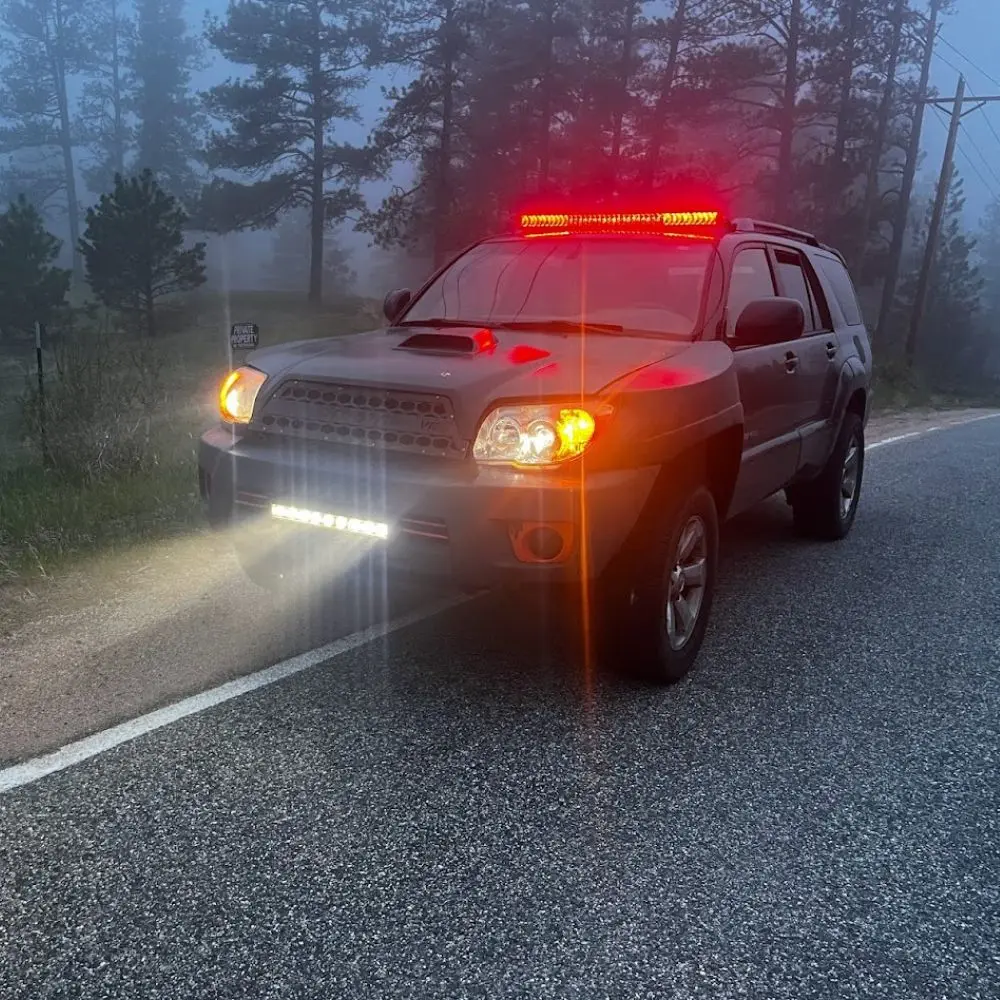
[199,207,872,682]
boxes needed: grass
[0,290,379,586]
[870,358,1000,414]
[0,460,200,581]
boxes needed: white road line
[868,429,927,450]
[868,411,1000,450]
[0,592,474,795]
[3,409,998,795]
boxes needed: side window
[773,248,818,332]
[726,248,776,339]
[817,256,864,327]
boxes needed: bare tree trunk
[644,0,688,188]
[609,1,636,184]
[144,286,156,338]
[875,0,942,343]
[308,0,324,304]
[854,0,906,275]
[52,0,82,283]
[111,0,125,175]
[775,0,801,217]
[538,0,555,188]
[434,0,456,267]
[827,0,859,228]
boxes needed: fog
[192,0,1000,293]
[2,0,998,305]
[137,0,1000,294]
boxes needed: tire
[790,411,865,541]
[601,484,720,684]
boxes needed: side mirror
[383,288,412,324]
[733,297,805,347]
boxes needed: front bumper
[198,426,659,589]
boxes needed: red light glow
[519,210,721,235]
[508,344,551,365]
[472,328,498,353]
[626,366,700,389]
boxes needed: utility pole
[903,77,1000,366]
[904,74,964,367]
[873,0,941,345]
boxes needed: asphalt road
[2,417,999,999]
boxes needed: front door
[725,245,803,516]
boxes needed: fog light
[525,526,564,561]
[508,521,574,564]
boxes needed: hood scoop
[395,328,498,356]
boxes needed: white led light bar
[270,503,390,540]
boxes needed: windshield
[401,237,714,338]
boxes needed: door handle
[825,341,837,359]
[784,351,798,373]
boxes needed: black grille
[254,380,467,459]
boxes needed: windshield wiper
[492,319,624,334]
[394,317,494,328]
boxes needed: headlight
[473,404,602,466]
[218,366,267,424]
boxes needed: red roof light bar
[519,210,723,235]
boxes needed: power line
[959,124,1000,192]
[930,105,999,201]
[931,31,1000,156]
[925,49,1000,181]
[977,106,1000,155]
[936,33,1000,92]
[929,45,969,83]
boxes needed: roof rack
[731,218,821,248]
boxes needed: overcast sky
[915,0,1000,226]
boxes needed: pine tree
[801,0,919,265]
[523,0,584,191]
[738,0,814,219]
[79,169,206,337]
[0,154,66,214]
[270,208,356,296]
[0,195,71,338]
[897,174,983,383]
[552,0,654,192]
[130,0,205,203]
[978,197,1000,323]
[80,0,134,196]
[201,0,384,304]
[361,0,483,263]
[0,0,91,280]
[636,1,753,192]
[850,0,909,275]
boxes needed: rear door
[725,244,803,515]
[770,246,840,472]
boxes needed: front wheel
[790,411,865,541]
[601,485,720,684]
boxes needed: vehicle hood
[250,325,693,408]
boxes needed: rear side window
[773,248,818,331]
[817,256,863,327]
[726,248,775,338]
